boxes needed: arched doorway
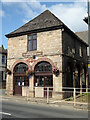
[13,63,29,95]
[34,61,53,97]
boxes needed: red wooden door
[13,63,29,96]
[14,76,22,95]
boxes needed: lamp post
[88,0,90,87]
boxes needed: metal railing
[26,86,90,107]
[5,82,90,109]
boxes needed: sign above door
[22,51,43,58]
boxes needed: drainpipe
[88,0,90,87]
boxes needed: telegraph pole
[88,0,90,87]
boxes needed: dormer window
[28,34,37,51]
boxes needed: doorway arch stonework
[32,58,57,71]
[12,60,31,73]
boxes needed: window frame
[14,63,28,73]
[28,34,37,51]
[79,44,83,57]
[2,55,6,64]
[35,62,52,73]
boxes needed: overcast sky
[0,0,88,49]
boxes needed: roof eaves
[5,25,63,38]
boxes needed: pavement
[0,94,89,111]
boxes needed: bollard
[47,87,49,104]
[73,88,76,107]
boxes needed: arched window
[35,61,52,73]
[14,63,28,73]
[34,61,53,87]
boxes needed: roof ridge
[6,9,64,37]
[8,10,53,35]
[75,31,88,33]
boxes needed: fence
[5,82,90,109]
[26,86,90,109]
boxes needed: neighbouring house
[75,31,88,44]
[5,10,88,99]
[0,45,7,89]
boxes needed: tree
[2,45,4,49]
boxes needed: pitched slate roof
[5,9,88,46]
[75,31,88,44]
[0,47,7,54]
[6,10,64,38]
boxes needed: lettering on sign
[22,51,43,58]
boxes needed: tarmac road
[1,99,88,119]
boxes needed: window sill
[27,50,37,52]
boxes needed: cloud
[1,0,25,2]
[1,0,87,2]
[47,2,88,32]
[20,2,47,23]
[23,19,29,23]
[20,1,88,32]
[0,9,5,17]
[1,1,88,32]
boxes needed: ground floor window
[15,76,29,86]
[34,75,53,87]
[34,61,53,87]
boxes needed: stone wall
[62,30,88,95]
[6,29,63,99]
[8,35,27,59]
[37,29,62,55]
[62,30,87,63]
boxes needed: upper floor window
[79,45,82,57]
[2,55,6,64]
[2,71,6,81]
[28,34,37,51]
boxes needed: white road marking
[1,99,8,101]
[0,112,11,116]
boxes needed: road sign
[88,64,90,68]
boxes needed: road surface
[1,99,88,119]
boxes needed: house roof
[75,31,88,44]
[0,47,7,54]
[6,10,64,38]
[5,9,88,46]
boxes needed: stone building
[5,10,88,99]
[0,45,7,89]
